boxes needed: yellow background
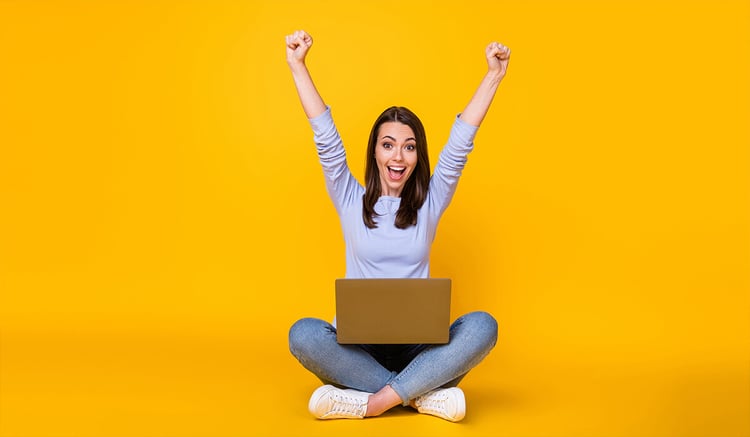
[1,1,748,436]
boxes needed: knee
[457,311,498,346]
[288,317,331,356]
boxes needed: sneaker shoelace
[326,391,367,417]
[416,391,450,414]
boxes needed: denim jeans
[288,311,498,405]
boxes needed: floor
[1,320,747,437]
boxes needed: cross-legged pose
[285,29,511,422]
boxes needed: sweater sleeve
[308,107,364,214]
[427,115,479,219]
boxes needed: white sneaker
[308,385,371,419]
[413,387,466,422]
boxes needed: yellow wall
[1,1,748,436]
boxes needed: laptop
[335,278,451,344]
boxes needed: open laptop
[335,278,451,344]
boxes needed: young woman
[285,29,510,422]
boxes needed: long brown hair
[363,106,430,229]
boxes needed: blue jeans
[288,311,498,406]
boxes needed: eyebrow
[381,135,417,142]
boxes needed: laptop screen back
[335,278,451,344]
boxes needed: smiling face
[374,121,418,197]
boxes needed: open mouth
[387,166,406,180]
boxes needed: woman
[285,29,510,422]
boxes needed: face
[374,121,418,197]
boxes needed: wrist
[485,69,505,83]
[287,58,307,71]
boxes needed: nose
[393,147,403,161]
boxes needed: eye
[405,144,416,151]
[382,143,393,149]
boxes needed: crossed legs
[289,311,498,420]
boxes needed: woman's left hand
[485,42,511,77]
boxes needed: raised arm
[286,30,327,119]
[459,42,511,127]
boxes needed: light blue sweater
[310,107,478,279]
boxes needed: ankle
[365,386,403,417]
[364,395,377,417]
[364,394,387,417]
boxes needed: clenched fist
[486,42,511,77]
[286,30,313,65]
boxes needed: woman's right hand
[286,30,313,66]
